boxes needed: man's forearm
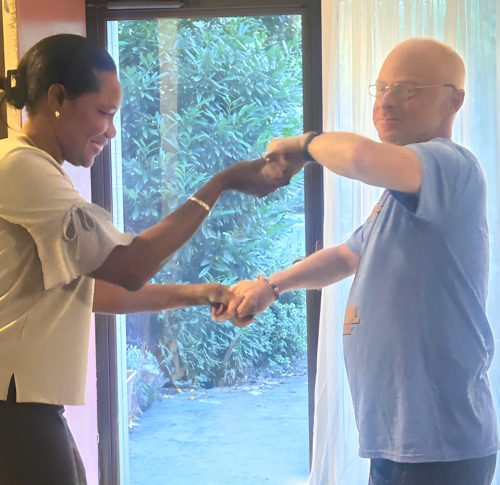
[214,243,360,322]
[270,243,359,293]
[305,132,421,193]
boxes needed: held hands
[217,132,318,197]
[195,283,234,308]
[262,132,316,181]
[212,277,278,328]
[217,158,291,197]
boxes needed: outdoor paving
[128,364,310,485]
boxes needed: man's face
[372,53,456,146]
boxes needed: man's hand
[212,278,278,326]
[261,133,312,181]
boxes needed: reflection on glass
[108,15,308,485]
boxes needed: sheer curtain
[310,1,500,484]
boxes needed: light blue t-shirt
[344,137,499,463]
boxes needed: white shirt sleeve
[0,146,134,289]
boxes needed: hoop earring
[55,110,60,119]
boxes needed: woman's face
[56,71,122,168]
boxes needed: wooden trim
[88,0,313,7]
[91,144,119,485]
[301,0,323,464]
[0,5,7,139]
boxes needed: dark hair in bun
[0,33,116,113]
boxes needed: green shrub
[118,15,306,389]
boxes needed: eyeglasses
[368,82,458,99]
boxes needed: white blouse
[0,136,134,405]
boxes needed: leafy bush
[119,15,306,389]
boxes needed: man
[215,38,499,485]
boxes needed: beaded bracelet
[258,275,280,300]
[188,196,211,213]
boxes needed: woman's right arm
[90,158,300,290]
[92,279,232,314]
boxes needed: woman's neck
[22,117,64,165]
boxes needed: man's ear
[451,88,465,113]
[47,83,67,113]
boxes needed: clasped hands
[207,135,312,324]
[211,277,279,327]
[227,133,312,197]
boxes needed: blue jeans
[369,454,497,485]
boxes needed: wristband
[302,131,322,161]
[258,275,280,300]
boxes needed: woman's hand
[261,133,313,181]
[200,283,255,328]
[216,157,302,197]
[211,278,277,327]
[194,283,233,307]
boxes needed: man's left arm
[267,132,422,194]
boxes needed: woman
[0,34,298,484]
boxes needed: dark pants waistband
[369,454,497,485]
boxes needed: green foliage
[152,289,306,388]
[119,16,307,389]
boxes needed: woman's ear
[46,83,67,114]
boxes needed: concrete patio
[128,363,310,485]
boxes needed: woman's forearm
[92,279,214,314]
[91,175,226,290]
[90,156,295,291]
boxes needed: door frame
[86,2,323,483]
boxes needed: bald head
[379,38,465,89]
[373,38,466,145]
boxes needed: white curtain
[310,1,500,484]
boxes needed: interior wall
[1,1,99,484]
[2,0,20,133]
[0,3,7,139]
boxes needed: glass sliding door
[88,2,323,484]
[109,15,308,484]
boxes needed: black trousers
[369,454,497,485]
[0,377,87,485]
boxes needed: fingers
[227,292,245,316]
[261,158,288,180]
[211,302,226,317]
[235,294,261,318]
[212,307,254,327]
[233,279,274,317]
[214,285,233,307]
[211,278,275,325]
[261,149,305,192]
[212,292,245,322]
[212,306,254,327]
[230,315,255,328]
